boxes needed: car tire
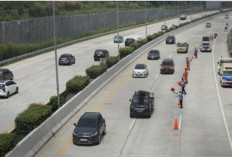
[15,87,19,94]
[6,92,10,98]
[130,113,134,118]
[96,134,101,145]
[103,128,106,135]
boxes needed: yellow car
[177,42,188,53]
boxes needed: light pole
[145,1,147,38]
[178,1,180,25]
[164,1,166,25]
[116,1,120,60]
[190,1,192,21]
[52,1,60,108]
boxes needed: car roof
[0,69,10,72]
[81,112,100,120]
[163,58,173,62]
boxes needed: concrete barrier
[6,12,224,157]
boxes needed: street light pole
[145,1,147,38]
[164,1,166,25]
[178,1,180,25]
[190,1,192,21]
[116,1,120,60]
[52,1,60,108]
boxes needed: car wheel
[103,128,106,135]
[15,87,19,94]
[130,113,134,118]
[6,92,10,98]
[96,134,101,144]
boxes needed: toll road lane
[34,16,227,157]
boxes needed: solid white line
[212,37,232,152]
[179,115,182,131]
[129,119,136,130]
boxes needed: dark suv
[59,54,75,65]
[130,90,154,118]
[125,38,135,46]
[147,50,160,60]
[73,112,106,145]
[160,58,175,74]
[94,49,109,61]
[0,69,14,80]
[166,35,176,44]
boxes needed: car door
[98,115,104,135]
[5,81,12,94]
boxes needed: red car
[160,58,175,74]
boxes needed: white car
[180,14,187,20]
[0,80,18,98]
[132,64,148,78]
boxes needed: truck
[217,58,232,75]
[220,67,232,87]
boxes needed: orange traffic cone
[174,119,179,130]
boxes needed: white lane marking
[179,115,182,131]
[129,119,136,130]
[212,37,232,152]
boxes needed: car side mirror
[129,99,132,102]
[73,123,77,127]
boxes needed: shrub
[129,42,140,50]
[147,34,156,41]
[49,95,66,112]
[106,56,118,68]
[119,47,135,58]
[15,104,52,135]
[86,65,107,79]
[0,133,16,157]
[66,75,90,94]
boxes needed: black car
[94,49,109,61]
[0,69,14,80]
[73,112,106,145]
[125,38,135,46]
[59,54,75,65]
[147,50,160,60]
[166,35,176,44]
[160,58,175,74]
[130,90,154,118]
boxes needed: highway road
[0,11,217,133]
[34,12,232,157]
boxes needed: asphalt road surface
[0,11,217,133]
[35,12,232,157]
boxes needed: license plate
[80,138,87,142]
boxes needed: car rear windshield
[95,50,104,54]
[162,61,173,66]
[135,64,145,69]
[203,37,210,41]
[77,118,97,128]
[177,43,187,47]
[61,55,70,58]
[202,43,209,46]
[167,36,174,39]
[133,93,149,104]
[223,71,232,76]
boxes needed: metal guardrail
[6,12,223,157]
[0,8,216,67]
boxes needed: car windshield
[162,61,172,66]
[167,36,174,39]
[135,64,145,69]
[177,43,187,47]
[223,71,232,76]
[114,36,121,39]
[132,92,149,104]
[77,118,97,128]
[202,43,209,46]
[207,23,211,26]
[61,55,69,58]
[220,60,232,66]
[203,37,209,41]
[150,51,158,54]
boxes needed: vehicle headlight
[91,131,98,136]
[73,132,79,136]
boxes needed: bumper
[160,69,174,74]
[200,49,211,52]
[0,91,7,97]
[130,109,150,117]
[73,135,98,145]
[94,57,104,61]
[133,73,147,78]
[177,50,187,53]
[147,56,159,60]
[221,81,232,87]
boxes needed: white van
[219,62,232,75]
